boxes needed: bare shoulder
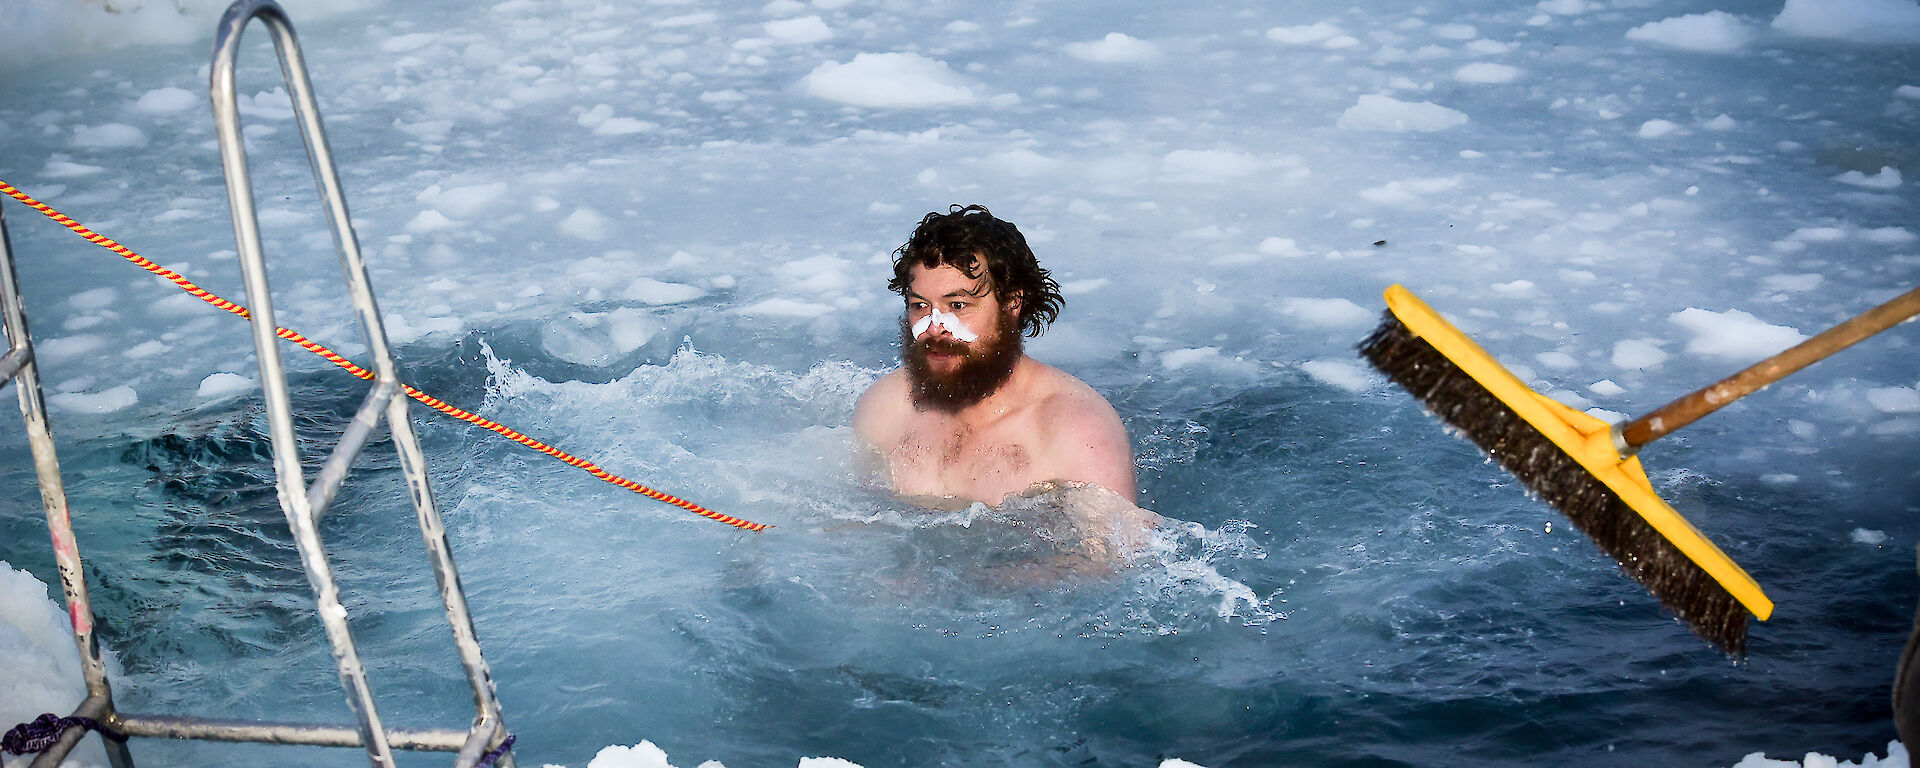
[1026,362,1136,499]
[852,368,911,444]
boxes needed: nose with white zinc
[913,307,978,342]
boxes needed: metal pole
[210,3,395,765]
[2,202,136,768]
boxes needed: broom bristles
[1360,312,1750,656]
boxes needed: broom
[1359,283,1920,655]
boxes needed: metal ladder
[5,0,514,765]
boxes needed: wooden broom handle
[1621,284,1920,450]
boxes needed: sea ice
[1065,33,1160,63]
[1626,12,1758,53]
[1337,95,1468,132]
[801,53,986,109]
[1669,307,1808,361]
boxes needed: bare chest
[884,414,1044,504]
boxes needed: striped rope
[0,180,767,532]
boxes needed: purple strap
[2,713,128,755]
[475,733,517,768]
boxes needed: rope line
[0,180,767,532]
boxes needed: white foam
[1729,740,1909,767]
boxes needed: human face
[899,263,1022,411]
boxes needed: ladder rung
[0,345,30,383]
[114,712,472,752]
[305,378,401,520]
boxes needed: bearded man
[853,205,1137,509]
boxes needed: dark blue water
[1,323,1912,767]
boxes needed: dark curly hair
[888,204,1063,338]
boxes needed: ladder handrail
[208,2,512,767]
[2,2,513,764]
[2,203,134,768]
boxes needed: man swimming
[852,204,1138,509]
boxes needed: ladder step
[114,713,476,752]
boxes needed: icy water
[2,0,1918,766]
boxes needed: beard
[900,310,1023,413]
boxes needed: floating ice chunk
[653,12,720,27]
[560,207,609,241]
[801,53,987,108]
[1851,528,1890,545]
[584,740,676,768]
[1434,23,1478,40]
[1161,347,1222,371]
[1536,351,1579,370]
[48,385,137,414]
[35,335,103,363]
[71,123,148,150]
[1589,379,1626,396]
[606,308,665,354]
[1864,226,1917,243]
[1705,114,1739,130]
[1359,177,1462,205]
[1266,22,1348,45]
[42,159,104,178]
[381,32,439,53]
[1337,95,1468,132]
[196,372,254,399]
[1160,149,1262,181]
[1538,0,1593,14]
[67,287,117,310]
[1258,237,1305,257]
[1301,359,1376,392]
[1489,279,1535,296]
[1626,12,1757,53]
[1612,339,1669,369]
[133,87,198,114]
[417,182,509,219]
[1065,33,1160,62]
[800,758,864,768]
[1277,297,1373,327]
[1761,473,1799,485]
[594,117,658,136]
[1834,166,1902,189]
[1638,119,1680,138]
[1669,307,1808,361]
[1455,62,1522,83]
[1900,84,1920,99]
[764,16,832,44]
[623,278,707,305]
[1763,273,1825,293]
[1788,226,1848,243]
[1866,386,1920,413]
[738,298,834,318]
[1730,739,1908,768]
[1773,0,1920,43]
[405,209,456,234]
